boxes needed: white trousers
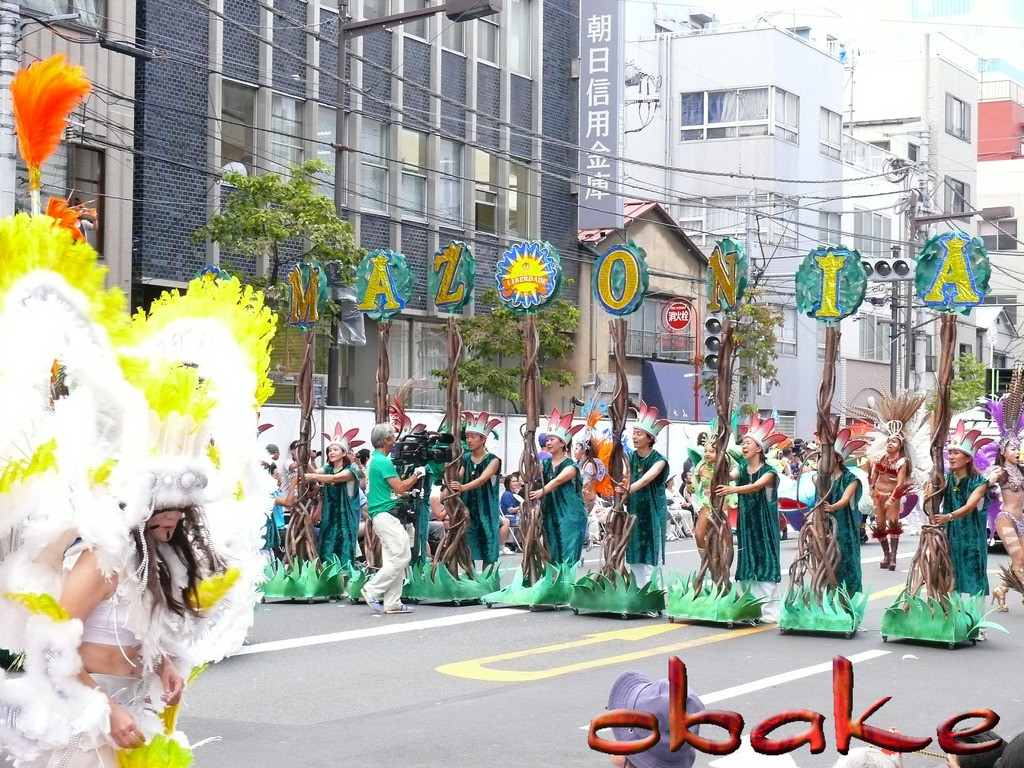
[628,563,658,587]
[743,580,781,622]
[363,512,412,610]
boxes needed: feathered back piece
[388,396,425,437]
[323,422,363,451]
[849,391,927,441]
[462,411,501,439]
[631,400,670,440]
[11,55,91,212]
[987,366,1024,452]
[545,408,585,447]
[742,413,787,451]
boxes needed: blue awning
[641,360,712,422]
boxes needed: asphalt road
[179,536,1024,768]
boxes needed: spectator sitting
[500,473,523,552]
[427,485,447,556]
[599,668,703,768]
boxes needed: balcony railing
[980,80,1024,106]
[625,330,696,362]
[841,134,902,173]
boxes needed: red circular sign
[662,299,694,332]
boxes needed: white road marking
[580,650,890,729]
[234,608,520,656]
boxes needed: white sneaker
[501,546,513,554]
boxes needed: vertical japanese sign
[578,0,624,230]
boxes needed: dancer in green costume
[453,412,503,566]
[530,409,587,566]
[717,413,787,621]
[817,428,867,595]
[936,421,993,597]
[617,401,670,586]
[307,423,365,567]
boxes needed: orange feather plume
[45,197,95,242]
[11,55,91,192]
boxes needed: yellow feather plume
[189,567,240,613]
[3,592,70,622]
[116,733,193,768]
[0,439,58,493]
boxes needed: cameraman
[363,423,424,615]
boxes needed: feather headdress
[545,408,585,446]
[323,422,363,451]
[849,391,928,442]
[631,400,670,440]
[741,413,787,451]
[11,55,91,213]
[947,419,994,459]
[388,396,425,437]
[463,411,501,439]
[986,367,1024,452]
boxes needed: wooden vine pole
[433,315,474,579]
[284,328,319,564]
[787,325,841,599]
[599,318,634,580]
[907,314,957,597]
[692,317,735,590]
[518,313,550,585]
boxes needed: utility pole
[0,2,19,218]
[889,267,900,394]
[745,189,758,271]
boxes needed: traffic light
[864,246,912,282]
[703,312,723,375]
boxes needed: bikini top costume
[999,463,1024,494]
[874,454,906,478]
[81,581,142,647]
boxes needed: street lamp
[327,0,501,405]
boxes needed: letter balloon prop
[428,240,476,314]
[286,261,329,330]
[356,248,416,322]
[794,246,868,324]
[706,236,748,314]
[916,231,991,315]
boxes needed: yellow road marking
[438,582,908,682]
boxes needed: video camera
[391,430,456,470]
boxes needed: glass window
[477,18,499,64]
[363,0,388,19]
[68,145,103,254]
[403,0,428,40]
[360,118,388,213]
[508,161,530,237]
[399,129,427,218]
[441,17,464,52]
[774,89,799,144]
[316,106,336,198]
[818,211,841,246]
[907,142,919,162]
[22,0,104,28]
[769,195,798,247]
[680,88,769,141]
[321,0,337,8]
[624,298,695,361]
[859,316,891,362]
[854,209,892,258]
[945,177,970,215]
[270,93,304,171]
[816,323,826,360]
[775,306,797,356]
[438,139,463,224]
[509,0,532,76]
[474,149,498,234]
[980,219,1017,251]
[221,81,256,174]
[945,93,971,142]
[819,108,841,159]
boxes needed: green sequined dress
[317,462,362,567]
[541,457,587,565]
[823,468,863,594]
[944,472,990,596]
[462,452,502,562]
[626,449,669,566]
[735,463,781,583]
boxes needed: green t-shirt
[367,449,400,518]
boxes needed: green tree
[193,159,363,319]
[702,287,785,416]
[926,352,988,414]
[432,286,580,409]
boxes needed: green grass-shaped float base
[665,574,765,625]
[345,564,368,602]
[880,588,1008,647]
[261,557,345,601]
[481,563,576,608]
[569,571,666,617]
[402,562,503,604]
[778,584,868,636]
